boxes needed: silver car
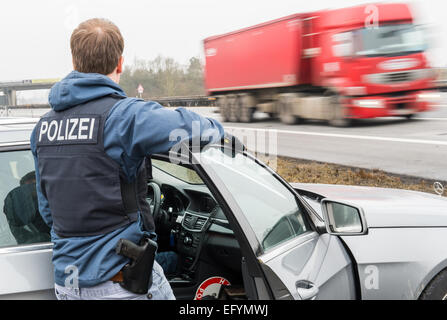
[1,117,447,300]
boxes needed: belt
[110,270,124,283]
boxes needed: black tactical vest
[35,95,155,238]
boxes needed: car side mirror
[321,199,368,236]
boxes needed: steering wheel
[147,182,162,221]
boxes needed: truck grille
[365,69,429,85]
[384,72,412,83]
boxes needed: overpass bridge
[0,79,59,106]
[0,78,216,108]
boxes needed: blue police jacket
[30,71,225,287]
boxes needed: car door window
[0,150,50,247]
[200,147,310,253]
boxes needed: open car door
[190,145,358,300]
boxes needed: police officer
[30,18,225,300]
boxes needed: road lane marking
[416,117,447,121]
[224,126,447,146]
[355,117,447,121]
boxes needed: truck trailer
[203,3,439,126]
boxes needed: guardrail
[2,104,51,109]
[151,95,216,107]
[0,96,217,111]
[0,105,50,118]
[0,96,217,118]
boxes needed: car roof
[0,117,38,146]
[0,117,38,128]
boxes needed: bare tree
[119,55,205,98]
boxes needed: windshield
[200,147,310,252]
[354,24,426,57]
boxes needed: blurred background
[0,0,446,195]
[0,0,445,101]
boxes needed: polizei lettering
[37,116,99,146]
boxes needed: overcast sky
[1,0,446,82]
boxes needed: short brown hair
[70,18,124,75]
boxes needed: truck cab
[204,3,439,126]
[310,3,438,120]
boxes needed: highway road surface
[187,99,447,182]
[4,94,447,181]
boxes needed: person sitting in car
[3,171,50,245]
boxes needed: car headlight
[352,99,384,108]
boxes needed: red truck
[203,3,439,126]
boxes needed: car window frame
[151,158,205,185]
[187,144,323,257]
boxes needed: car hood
[292,183,447,228]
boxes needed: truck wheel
[227,95,239,122]
[235,94,255,123]
[279,104,298,124]
[420,269,447,300]
[237,107,254,123]
[328,95,351,127]
[218,96,231,122]
[279,96,299,125]
[280,108,297,124]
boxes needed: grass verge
[260,155,446,197]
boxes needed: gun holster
[115,236,158,294]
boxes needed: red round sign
[194,276,230,300]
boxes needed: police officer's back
[31,18,224,300]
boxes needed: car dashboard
[151,165,236,274]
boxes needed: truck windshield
[354,24,426,57]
